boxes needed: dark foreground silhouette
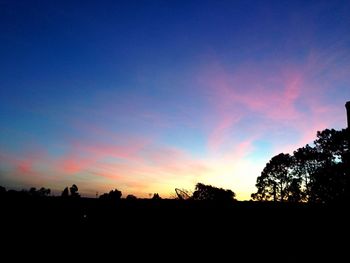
[2,102,349,259]
[1,191,348,261]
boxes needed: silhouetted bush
[152,193,161,200]
[60,185,80,198]
[126,194,137,200]
[99,189,122,201]
[192,183,236,202]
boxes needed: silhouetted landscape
[1,182,349,260]
[2,103,349,260]
[3,103,349,221]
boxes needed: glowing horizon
[1,1,350,200]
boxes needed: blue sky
[1,0,350,199]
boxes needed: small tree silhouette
[152,193,161,200]
[99,189,122,201]
[70,184,80,198]
[61,187,69,197]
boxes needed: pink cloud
[0,149,54,188]
[61,158,87,174]
[28,131,208,197]
[17,160,33,174]
[222,137,256,161]
[199,60,305,117]
[196,48,349,159]
[207,115,241,152]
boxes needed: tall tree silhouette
[252,128,350,203]
[310,129,349,203]
[293,145,319,201]
[252,153,294,202]
[286,178,302,202]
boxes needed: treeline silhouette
[3,101,350,259]
[0,182,236,202]
[252,128,350,203]
[1,128,349,207]
[1,128,349,206]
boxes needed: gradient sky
[1,0,350,199]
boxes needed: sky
[1,0,350,200]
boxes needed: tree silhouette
[38,187,51,197]
[69,184,80,198]
[293,144,319,201]
[192,183,235,202]
[286,178,302,202]
[152,193,161,200]
[61,187,69,197]
[29,187,37,196]
[252,128,350,203]
[99,189,122,201]
[109,189,122,199]
[252,153,294,202]
[26,187,51,197]
[309,129,349,203]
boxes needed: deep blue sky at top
[2,0,348,104]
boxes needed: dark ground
[1,196,348,261]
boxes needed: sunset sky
[1,0,350,200]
